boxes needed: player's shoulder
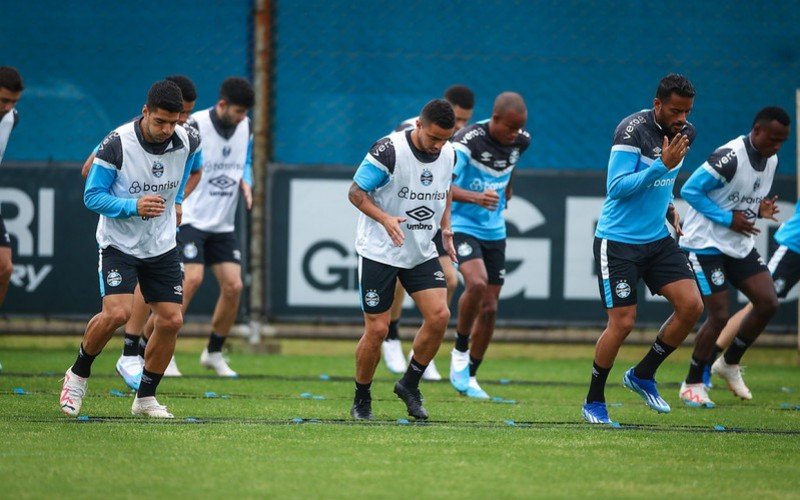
[515,127,532,149]
[453,122,488,149]
[180,122,202,152]
[612,109,651,147]
[705,136,743,182]
[367,134,397,172]
[95,130,124,169]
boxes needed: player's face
[490,109,527,145]
[654,94,693,137]
[218,101,249,127]
[0,87,22,116]
[452,105,473,132]
[751,120,790,158]
[141,106,180,143]
[416,121,455,154]
[178,100,195,126]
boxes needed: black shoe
[350,398,373,420]
[393,381,428,420]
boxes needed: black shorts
[432,229,447,257]
[0,216,10,248]
[453,233,506,285]
[685,248,768,297]
[767,246,800,298]
[594,235,695,308]
[358,256,446,314]
[178,225,241,266]
[98,246,183,304]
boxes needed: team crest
[364,289,380,308]
[615,280,631,299]
[753,179,761,191]
[710,268,725,287]
[106,270,122,287]
[457,242,473,257]
[152,161,164,178]
[183,242,198,260]
[774,278,785,294]
[420,169,433,186]
[509,148,520,165]
[222,145,232,157]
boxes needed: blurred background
[1,0,798,339]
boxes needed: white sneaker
[679,381,715,408]
[131,396,174,419]
[60,369,88,417]
[449,349,470,393]
[407,350,442,381]
[466,376,490,399]
[163,356,182,377]
[381,339,407,374]
[711,358,752,400]
[116,355,143,390]
[200,349,238,377]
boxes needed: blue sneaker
[116,355,142,391]
[449,349,470,393]
[582,401,612,424]
[622,368,671,413]
[465,377,490,399]
[702,363,713,389]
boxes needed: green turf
[1,336,799,498]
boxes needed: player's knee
[364,316,390,340]
[479,299,498,319]
[183,272,203,291]
[681,295,705,323]
[104,305,131,327]
[157,311,184,334]
[427,305,450,331]
[0,259,12,283]
[221,279,243,298]
[609,314,635,334]
[466,278,488,295]
[754,295,779,319]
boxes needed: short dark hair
[165,75,197,102]
[146,80,183,113]
[656,73,695,101]
[220,77,255,108]
[419,98,456,130]
[444,85,474,110]
[0,66,24,92]
[753,106,791,127]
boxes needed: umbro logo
[209,175,237,190]
[405,206,435,222]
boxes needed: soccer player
[0,67,24,309]
[79,75,202,389]
[582,74,703,424]
[171,77,254,377]
[447,92,530,399]
[678,107,790,406]
[349,99,457,420]
[59,80,201,418]
[382,84,474,380]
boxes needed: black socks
[724,335,753,365]
[454,332,469,353]
[207,332,226,353]
[71,344,96,378]
[469,356,482,377]
[399,357,427,390]
[586,362,611,403]
[122,333,139,357]
[137,369,163,398]
[385,320,400,341]
[633,337,676,380]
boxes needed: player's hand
[666,204,682,236]
[660,133,690,170]
[175,203,182,226]
[382,215,406,246]
[730,211,760,235]
[475,189,500,210]
[442,228,458,264]
[241,181,253,211]
[137,195,166,218]
[759,195,779,221]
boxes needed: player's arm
[680,166,732,227]
[451,148,499,209]
[80,152,96,180]
[349,155,405,246]
[183,149,203,199]
[607,134,688,199]
[440,188,457,263]
[240,135,253,210]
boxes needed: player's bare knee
[221,279,243,298]
[157,311,184,334]
[427,305,450,331]
[466,278,488,296]
[680,295,704,323]
[103,305,131,327]
[754,295,779,319]
[0,259,12,283]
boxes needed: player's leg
[60,247,137,416]
[713,252,778,399]
[381,279,408,374]
[132,247,184,418]
[0,247,12,307]
[450,233,486,393]
[199,261,242,377]
[116,284,149,390]
[352,256,398,420]
[395,258,449,420]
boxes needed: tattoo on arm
[349,182,366,208]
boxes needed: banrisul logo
[420,169,433,186]
[152,160,164,178]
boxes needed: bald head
[493,92,526,116]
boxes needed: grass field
[1,335,799,498]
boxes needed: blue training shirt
[595,109,696,244]
[776,200,800,254]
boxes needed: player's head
[653,73,695,138]
[217,77,254,127]
[165,75,197,125]
[414,98,456,155]
[0,66,24,117]
[489,92,527,145]
[750,106,791,158]
[444,84,474,132]
[141,80,183,143]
